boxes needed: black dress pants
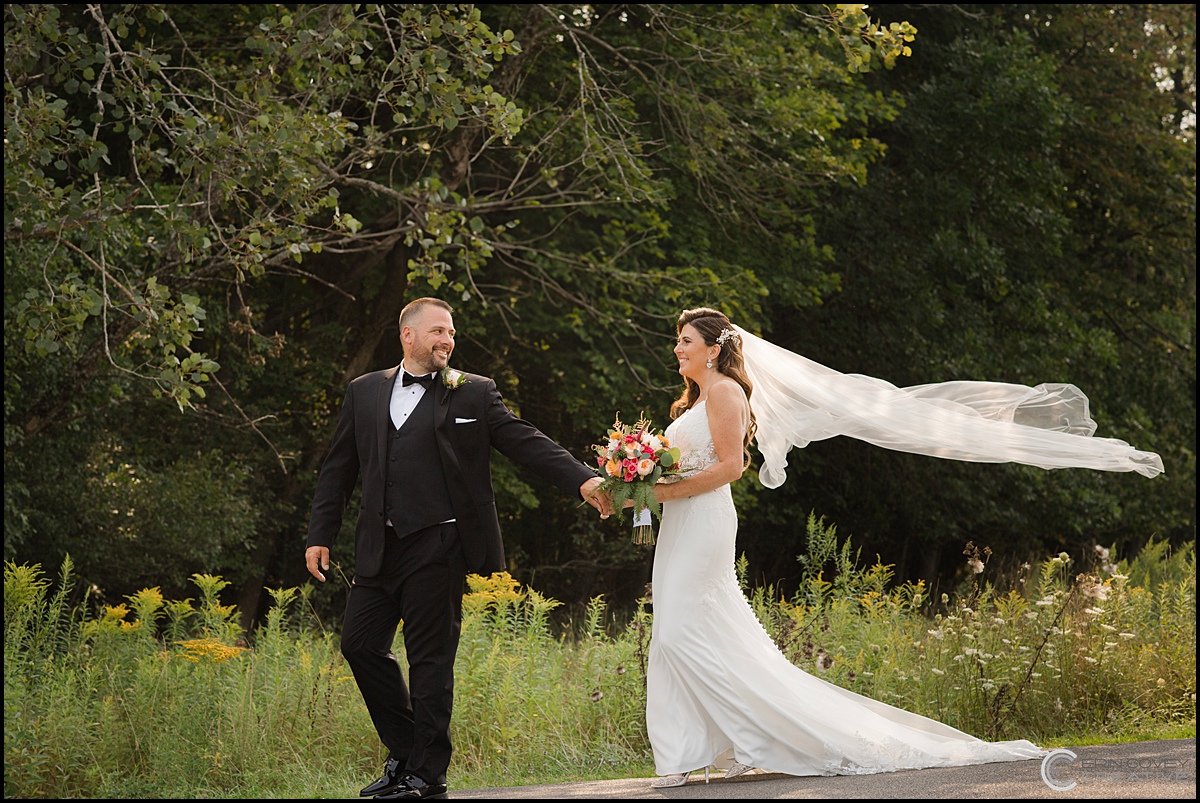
[341,522,466,785]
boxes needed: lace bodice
[665,401,718,478]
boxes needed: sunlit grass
[4,521,1194,798]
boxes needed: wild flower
[465,571,524,606]
[817,653,833,672]
[104,603,130,621]
[963,541,992,574]
[176,637,245,663]
[1079,574,1109,600]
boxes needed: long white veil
[732,325,1165,489]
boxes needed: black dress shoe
[375,773,448,799]
[360,756,406,797]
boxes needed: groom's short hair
[399,297,454,333]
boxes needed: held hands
[305,546,330,582]
[579,476,614,519]
[580,478,666,521]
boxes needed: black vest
[384,383,455,538]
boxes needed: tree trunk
[342,238,411,384]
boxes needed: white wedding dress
[646,399,1046,777]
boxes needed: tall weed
[4,529,1195,798]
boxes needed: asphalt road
[447,738,1195,799]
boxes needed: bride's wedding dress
[646,400,1045,776]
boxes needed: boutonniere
[441,368,467,391]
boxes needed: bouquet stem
[632,507,655,545]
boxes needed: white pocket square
[454,417,477,424]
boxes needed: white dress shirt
[390,359,434,429]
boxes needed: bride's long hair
[670,307,757,468]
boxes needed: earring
[706,358,713,369]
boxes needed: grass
[1043,720,1195,749]
[4,517,1195,798]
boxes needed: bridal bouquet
[591,412,680,544]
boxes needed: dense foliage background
[5,4,1194,630]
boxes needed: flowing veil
[732,325,1164,489]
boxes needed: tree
[743,3,1195,590]
[5,4,915,622]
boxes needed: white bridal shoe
[724,762,755,778]
[650,766,709,788]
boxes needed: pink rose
[622,458,638,481]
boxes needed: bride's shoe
[650,767,709,788]
[724,762,755,779]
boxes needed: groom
[305,297,607,799]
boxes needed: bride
[638,307,1163,787]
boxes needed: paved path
[448,738,1195,799]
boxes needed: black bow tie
[402,372,435,388]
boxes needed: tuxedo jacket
[306,366,595,577]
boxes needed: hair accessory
[716,327,740,347]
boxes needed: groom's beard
[410,344,452,374]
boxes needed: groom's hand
[579,477,612,518]
[305,546,330,582]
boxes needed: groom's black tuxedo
[307,365,594,575]
[306,364,594,785]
